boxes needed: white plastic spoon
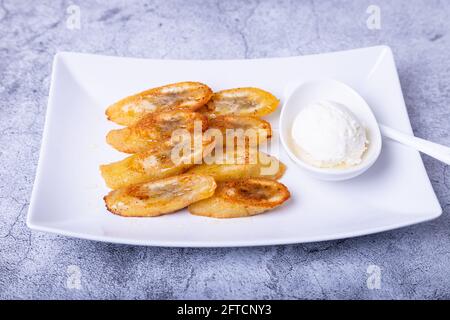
[379,124,450,165]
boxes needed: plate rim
[27,211,441,247]
[54,44,392,63]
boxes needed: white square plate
[27,46,442,247]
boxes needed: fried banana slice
[202,88,279,118]
[100,139,214,189]
[202,116,271,153]
[104,174,217,217]
[106,82,213,126]
[188,178,290,218]
[208,115,272,138]
[106,111,208,154]
[187,152,286,182]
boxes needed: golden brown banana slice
[202,87,279,118]
[100,139,214,189]
[188,152,286,182]
[188,178,290,218]
[202,116,272,153]
[104,174,217,217]
[106,82,213,126]
[208,115,272,138]
[106,111,208,154]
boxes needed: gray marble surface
[1,0,449,299]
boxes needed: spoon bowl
[279,79,382,181]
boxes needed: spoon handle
[379,124,450,165]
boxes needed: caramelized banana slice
[100,139,214,189]
[104,174,217,217]
[107,111,208,154]
[202,116,271,152]
[106,82,213,126]
[203,88,279,118]
[188,152,286,182]
[188,178,290,218]
[208,115,272,138]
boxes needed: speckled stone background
[1,0,449,300]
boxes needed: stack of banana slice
[101,82,290,218]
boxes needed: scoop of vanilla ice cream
[291,100,368,168]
